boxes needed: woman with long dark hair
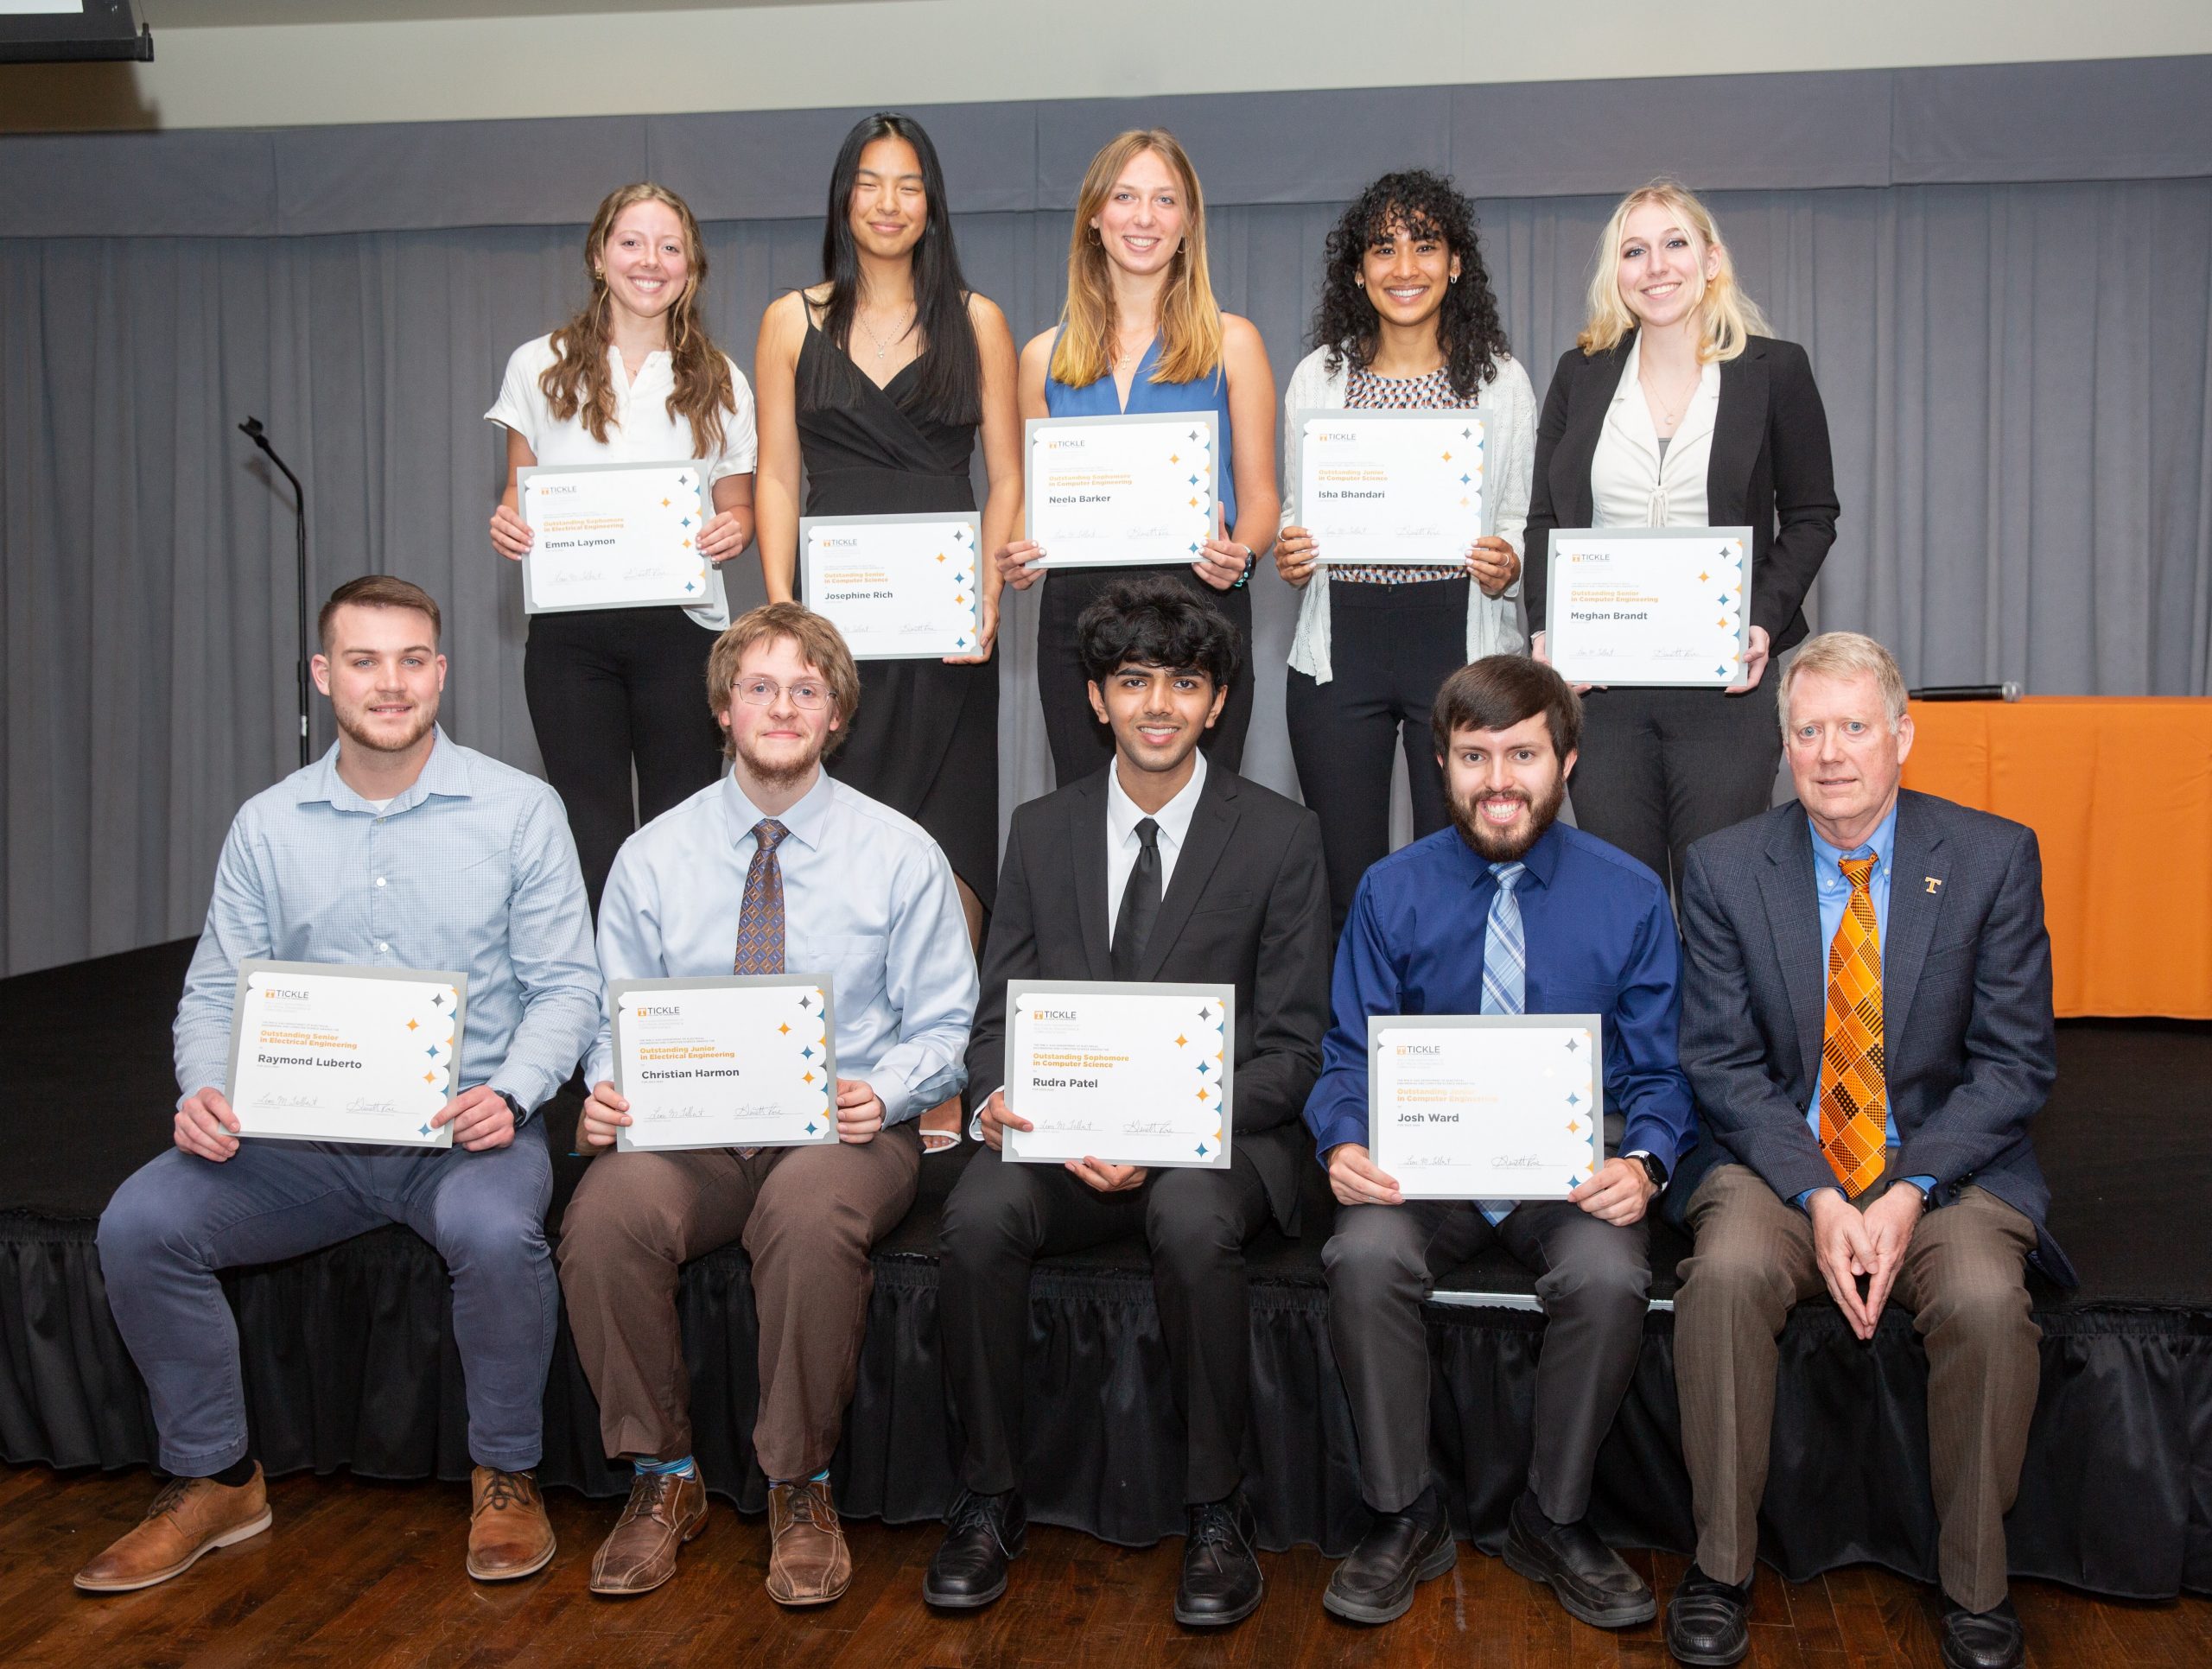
[1274,169,1535,931]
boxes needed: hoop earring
[1088,226,1102,246]
[1448,273,1459,283]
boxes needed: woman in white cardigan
[1275,170,1536,930]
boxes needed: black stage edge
[3,940,2207,1597]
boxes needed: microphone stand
[238,416,310,768]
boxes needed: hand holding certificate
[1003,980,1234,1169]
[1295,409,1488,565]
[518,460,715,613]
[801,513,983,659]
[1367,1015,1603,1201]
[1024,412,1217,568]
[1544,527,1754,687]
[610,975,838,1152]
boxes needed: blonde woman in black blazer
[1525,180,1838,890]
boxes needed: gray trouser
[97,1125,556,1475]
[1324,1199,1651,1520]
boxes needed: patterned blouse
[1332,363,1474,587]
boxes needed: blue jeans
[96,1123,556,1475]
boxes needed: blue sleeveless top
[1043,331,1238,531]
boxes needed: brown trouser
[1673,1163,2040,1613]
[556,1126,921,1482]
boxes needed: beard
[333,695,437,756]
[733,730,824,791]
[1447,771,1567,864]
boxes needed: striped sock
[633,1455,696,1478]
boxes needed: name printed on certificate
[225,961,467,1147]
[1297,409,1488,566]
[801,513,983,659]
[611,975,838,1153]
[1003,980,1235,1169]
[1544,527,1754,687]
[1024,412,1217,568]
[519,460,713,613]
[1368,1015,1604,1201]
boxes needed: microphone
[239,416,312,767]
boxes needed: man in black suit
[1662,632,2072,1669]
[925,577,1332,1628]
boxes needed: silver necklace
[857,306,915,364]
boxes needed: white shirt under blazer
[1586,333,1721,532]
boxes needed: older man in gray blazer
[1662,632,2071,1669]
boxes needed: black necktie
[1111,816,1162,979]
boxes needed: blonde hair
[1050,130,1225,390]
[1778,631,1910,744]
[706,603,861,760]
[1577,179,1770,363]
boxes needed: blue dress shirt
[588,770,976,1126]
[1302,821,1694,1172]
[173,728,603,1117]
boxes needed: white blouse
[486,334,759,630]
[1587,334,1719,533]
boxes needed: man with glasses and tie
[556,602,977,1608]
[1304,655,1694,1633]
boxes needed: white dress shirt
[1106,752,1210,941]
[1588,335,1721,531]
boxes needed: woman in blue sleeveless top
[1000,129,1279,784]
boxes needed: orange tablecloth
[1900,697,2212,1019]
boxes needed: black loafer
[1175,1491,1264,1628]
[1940,1597,2024,1669]
[1322,1485,1457,1626]
[922,1488,1026,1609]
[1500,1490,1656,1628]
[1664,1563,1751,1666]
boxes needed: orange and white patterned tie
[1818,856,1888,1196]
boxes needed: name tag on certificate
[1295,408,1488,564]
[518,460,714,613]
[610,974,838,1152]
[1545,527,1755,686]
[801,512,982,659]
[226,960,468,1147]
[1023,412,1217,568]
[1367,1014,1603,1201]
[1003,980,1234,1168]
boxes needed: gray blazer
[1671,790,2075,1285]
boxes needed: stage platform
[3,940,2206,1598]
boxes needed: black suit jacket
[967,763,1333,1233]
[1672,790,2075,1285]
[1523,332,1840,654]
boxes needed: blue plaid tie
[1478,861,1527,1225]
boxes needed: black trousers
[1033,567,1253,787]
[1568,682,1785,892]
[524,606,725,912]
[1285,577,1469,935]
[937,1144,1272,1505]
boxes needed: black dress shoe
[922,1488,1026,1609]
[1175,1491,1264,1628]
[1322,1484,1457,1626]
[1665,1564,1751,1666]
[1500,1490,1657,1628]
[1940,1597,2024,1669]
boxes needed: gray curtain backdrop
[5,67,2212,976]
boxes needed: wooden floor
[3,1465,2204,1668]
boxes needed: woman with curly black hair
[1275,169,1535,931]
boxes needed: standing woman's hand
[1194,504,1253,591]
[489,504,533,562]
[1275,526,1320,589]
[1465,535,1519,598]
[1725,625,1773,695]
[996,538,1047,592]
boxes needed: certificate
[1544,526,1755,687]
[609,974,837,1152]
[800,512,983,659]
[1367,1014,1603,1201]
[1002,980,1234,1169]
[1023,411,1217,568]
[518,460,714,614]
[225,960,467,1147]
[1294,408,1489,564]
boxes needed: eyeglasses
[732,676,830,712]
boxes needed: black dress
[796,320,999,908]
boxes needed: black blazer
[1523,332,1840,655]
[1671,791,2074,1285]
[966,763,1333,1232]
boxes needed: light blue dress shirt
[588,769,976,1126]
[173,728,603,1118]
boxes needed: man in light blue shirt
[557,603,975,1609]
[79,577,601,1597]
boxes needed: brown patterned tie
[1818,856,1887,1196]
[731,819,788,1158]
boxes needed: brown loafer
[74,1464,273,1593]
[467,1466,556,1582]
[589,1469,709,1596]
[766,1478,851,1606]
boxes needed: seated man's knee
[439,1190,548,1276]
[1923,1275,2034,1355]
[556,1157,674,1272]
[1676,1236,1790,1319]
[938,1170,1034,1270]
[97,1160,192,1275]
[1541,1241,1650,1324]
[1321,1210,1424,1304]
[1146,1190,1240,1283]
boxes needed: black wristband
[1636,1152,1669,1190]
[496,1089,528,1126]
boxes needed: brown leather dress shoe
[589,1469,709,1596]
[766,1479,851,1606]
[467,1466,556,1581]
[74,1465,273,1592]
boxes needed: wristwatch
[495,1089,527,1126]
[1634,1152,1669,1191]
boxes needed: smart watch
[1635,1152,1669,1191]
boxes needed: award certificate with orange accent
[609,974,838,1152]
[1002,980,1235,1169]
[518,459,715,613]
[1366,1014,1604,1201]
[800,513,984,659]
[1023,411,1217,568]
[1294,408,1489,564]
[1543,526,1756,687]
[225,960,468,1147]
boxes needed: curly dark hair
[1311,169,1510,401]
